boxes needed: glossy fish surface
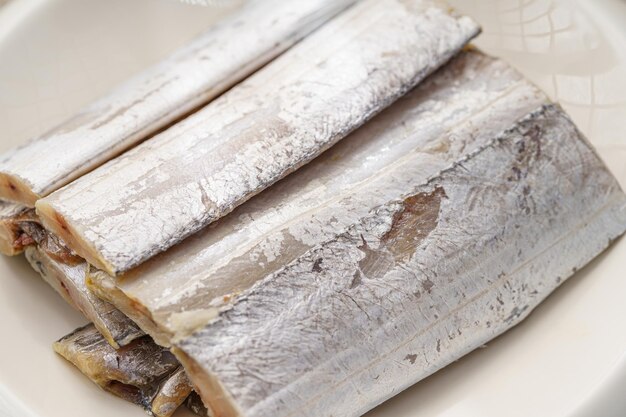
[0,0,356,206]
[88,51,546,347]
[174,105,626,417]
[37,0,480,276]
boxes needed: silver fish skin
[0,0,356,206]
[173,105,626,417]
[54,324,192,417]
[37,0,480,276]
[25,247,143,348]
[0,200,28,255]
[87,51,547,347]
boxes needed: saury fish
[173,105,626,417]
[0,0,356,206]
[37,0,480,276]
[87,51,547,347]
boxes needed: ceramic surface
[0,1,625,416]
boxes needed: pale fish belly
[87,50,548,347]
[36,0,481,276]
[54,324,193,417]
[173,105,626,417]
[25,247,143,348]
[0,0,356,206]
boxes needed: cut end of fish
[173,347,241,417]
[35,199,116,275]
[87,268,174,348]
[25,246,144,348]
[0,173,40,207]
[54,324,191,417]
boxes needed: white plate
[0,1,625,416]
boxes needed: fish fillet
[172,104,626,417]
[25,247,143,348]
[54,324,192,417]
[37,0,480,276]
[87,50,547,347]
[0,0,356,206]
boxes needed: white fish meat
[87,50,547,347]
[173,104,626,417]
[37,0,480,276]
[54,324,192,417]
[0,0,356,206]
[25,247,143,348]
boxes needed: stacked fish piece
[0,0,624,416]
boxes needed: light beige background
[0,1,625,416]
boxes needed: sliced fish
[37,0,480,276]
[87,50,547,347]
[54,324,192,417]
[173,104,626,417]
[26,247,143,348]
[0,0,356,206]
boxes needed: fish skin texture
[173,105,626,417]
[87,50,547,348]
[36,0,480,276]
[0,0,356,206]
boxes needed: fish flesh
[173,104,626,417]
[26,247,143,348]
[0,200,28,255]
[0,0,356,206]
[54,324,192,417]
[36,0,480,276]
[87,50,547,347]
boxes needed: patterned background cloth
[450,0,626,187]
